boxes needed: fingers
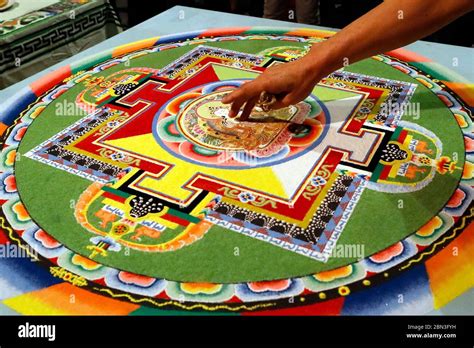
[221,89,238,104]
[227,94,245,118]
[271,92,300,110]
[221,77,304,119]
[222,81,261,118]
[238,96,258,121]
[281,92,300,107]
[222,88,246,118]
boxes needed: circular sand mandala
[0,28,472,314]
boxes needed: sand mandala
[0,28,472,315]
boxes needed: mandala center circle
[155,82,327,169]
[178,90,303,151]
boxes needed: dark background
[110,0,473,47]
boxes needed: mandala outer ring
[0,27,473,315]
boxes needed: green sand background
[16,39,465,283]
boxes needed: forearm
[305,0,474,77]
[222,0,473,117]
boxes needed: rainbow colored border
[0,27,473,315]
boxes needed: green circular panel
[14,34,465,284]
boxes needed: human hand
[221,54,323,121]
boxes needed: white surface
[0,0,58,21]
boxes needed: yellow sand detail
[103,133,288,201]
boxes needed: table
[0,0,122,88]
[1,5,472,103]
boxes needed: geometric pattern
[0,27,472,315]
[22,45,423,261]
